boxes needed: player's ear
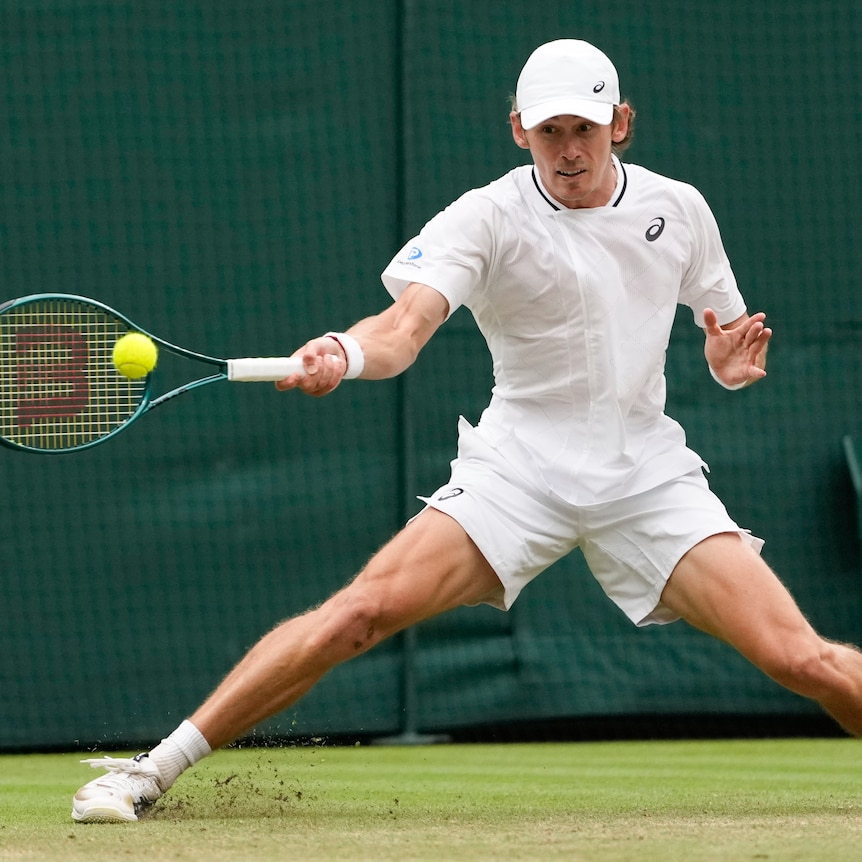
[611,104,631,143]
[510,112,530,149]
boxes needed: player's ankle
[148,719,212,788]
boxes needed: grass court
[2,738,861,861]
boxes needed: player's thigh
[347,507,503,629]
[660,532,820,670]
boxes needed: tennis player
[73,38,862,823]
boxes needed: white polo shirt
[381,159,747,505]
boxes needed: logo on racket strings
[14,327,90,427]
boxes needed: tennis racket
[0,293,306,454]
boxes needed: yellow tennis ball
[112,332,158,379]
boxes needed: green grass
[1,739,861,861]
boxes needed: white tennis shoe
[72,753,165,822]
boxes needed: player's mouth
[557,169,586,178]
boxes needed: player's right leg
[190,507,503,750]
[72,508,502,822]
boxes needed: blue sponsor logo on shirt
[407,247,423,260]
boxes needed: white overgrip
[227,357,305,381]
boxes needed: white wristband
[324,332,365,379]
[709,365,747,391]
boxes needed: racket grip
[227,357,306,381]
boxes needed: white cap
[516,39,620,129]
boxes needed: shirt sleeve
[381,190,495,320]
[678,186,747,327]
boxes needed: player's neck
[536,156,619,210]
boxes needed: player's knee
[311,587,389,657]
[340,590,388,653]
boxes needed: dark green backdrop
[1,1,860,750]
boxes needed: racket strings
[0,299,147,450]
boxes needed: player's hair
[508,97,637,156]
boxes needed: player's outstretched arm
[703,307,772,389]
[276,282,449,396]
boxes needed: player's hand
[703,308,772,387]
[274,337,347,396]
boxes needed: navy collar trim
[531,161,628,211]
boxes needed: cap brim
[519,98,614,129]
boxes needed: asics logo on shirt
[437,488,464,500]
[645,217,666,242]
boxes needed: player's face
[510,110,629,209]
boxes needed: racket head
[0,294,154,453]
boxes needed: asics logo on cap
[593,81,605,93]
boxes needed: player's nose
[559,134,582,159]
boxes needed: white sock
[148,719,212,788]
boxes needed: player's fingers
[702,308,722,334]
[741,312,766,332]
[274,342,348,394]
[743,320,764,347]
[274,351,320,390]
[313,352,345,381]
[297,353,346,396]
[749,327,772,357]
[274,372,304,391]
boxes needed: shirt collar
[530,155,627,212]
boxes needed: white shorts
[420,425,764,627]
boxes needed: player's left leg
[660,532,862,736]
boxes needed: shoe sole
[71,805,138,823]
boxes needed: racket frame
[0,293,246,454]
